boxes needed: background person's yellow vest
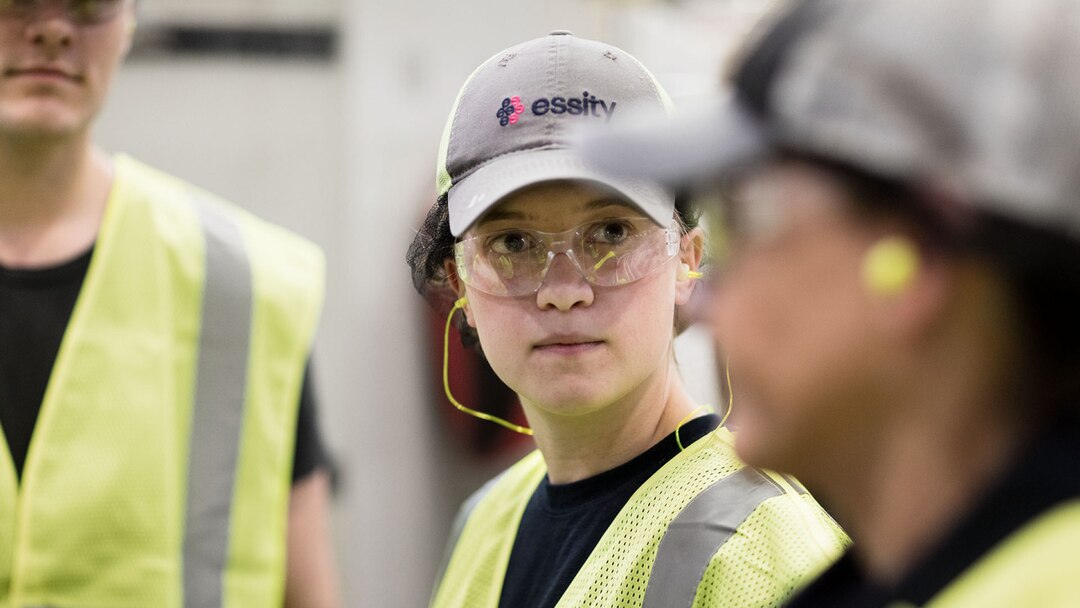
[0,156,325,608]
[897,501,1080,608]
[432,428,848,608]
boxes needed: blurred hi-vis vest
[0,155,324,607]
[907,501,1080,608]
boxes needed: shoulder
[112,155,324,295]
[113,155,321,257]
[930,500,1080,607]
[640,431,848,607]
[688,469,848,607]
[459,450,547,517]
[445,450,547,549]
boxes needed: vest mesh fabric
[554,431,744,607]
[432,451,548,608]
[434,429,848,608]
[691,494,849,607]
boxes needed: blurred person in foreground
[408,31,847,608]
[0,0,339,605]
[583,0,1080,605]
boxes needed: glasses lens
[455,218,679,297]
[581,219,677,286]
[455,231,546,297]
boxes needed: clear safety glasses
[0,0,128,24]
[454,216,681,297]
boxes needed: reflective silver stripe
[183,200,253,608]
[643,467,784,608]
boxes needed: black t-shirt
[498,414,721,608]
[786,414,1080,607]
[0,247,326,483]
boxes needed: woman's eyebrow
[585,198,636,213]
[478,209,529,224]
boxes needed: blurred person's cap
[581,0,1080,241]
[437,31,676,236]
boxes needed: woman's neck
[524,359,700,484]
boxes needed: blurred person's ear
[863,236,953,343]
[862,236,919,296]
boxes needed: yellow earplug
[678,263,704,281]
[862,236,919,296]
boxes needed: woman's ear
[443,258,475,327]
[675,227,705,305]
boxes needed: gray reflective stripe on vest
[642,467,787,608]
[183,200,253,608]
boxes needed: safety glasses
[0,0,128,25]
[454,216,681,297]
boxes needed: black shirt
[0,247,326,483]
[498,414,721,608]
[786,414,1080,607]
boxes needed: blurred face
[454,181,698,418]
[0,0,133,139]
[709,162,893,474]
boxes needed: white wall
[95,1,766,605]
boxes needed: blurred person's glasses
[454,216,681,297]
[0,0,128,25]
[700,168,815,279]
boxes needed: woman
[407,31,846,608]
[583,0,1080,605]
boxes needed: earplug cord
[443,297,534,436]
[674,356,734,451]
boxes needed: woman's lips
[6,67,81,84]
[533,339,604,355]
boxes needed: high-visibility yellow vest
[0,155,324,608]
[902,501,1080,608]
[431,428,848,608]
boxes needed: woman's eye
[590,221,633,245]
[489,232,532,255]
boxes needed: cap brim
[447,148,675,236]
[577,97,773,190]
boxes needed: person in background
[407,31,847,608]
[583,0,1080,605]
[0,0,340,605]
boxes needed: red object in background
[425,303,532,458]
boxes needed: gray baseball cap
[437,31,676,236]
[582,0,1080,242]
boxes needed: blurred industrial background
[95,1,766,604]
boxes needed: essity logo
[531,91,617,120]
[497,91,619,127]
[497,96,526,126]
